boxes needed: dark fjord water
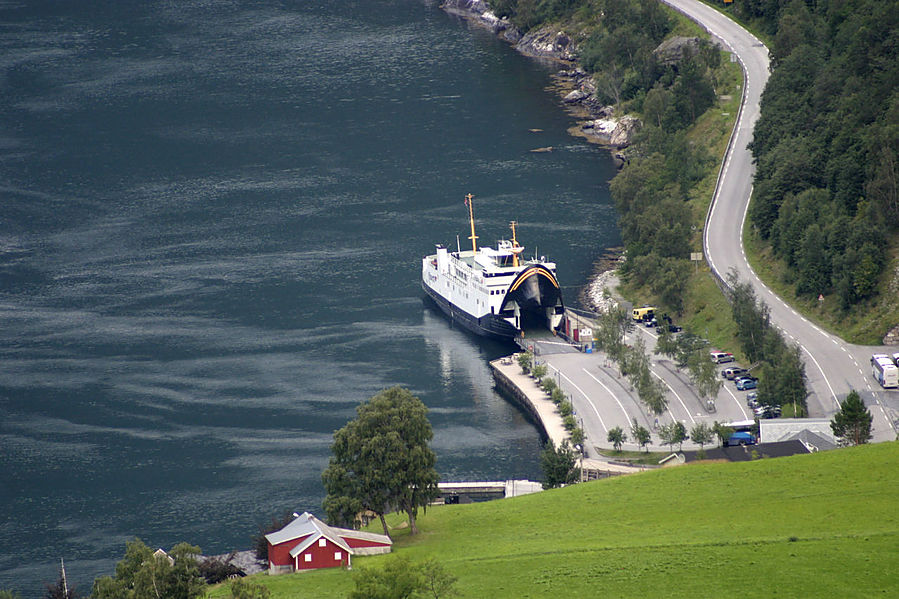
[0,0,618,593]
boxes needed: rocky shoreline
[440,0,640,153]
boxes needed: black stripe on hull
[421,282,520,340]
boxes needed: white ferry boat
[421,194,564,339]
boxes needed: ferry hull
[421,282,520,340]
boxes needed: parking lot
[526,323,762,456]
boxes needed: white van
[710,351,734,364]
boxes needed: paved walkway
[490,357,568,448]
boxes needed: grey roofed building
[759,418,837,451]
[680,440,811,463]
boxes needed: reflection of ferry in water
[421,194,564,339]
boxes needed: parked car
[755,405,781,419]
[736,377,758,390]
[645,317,658,328]
[747,397,761,409]
[710,351,734,364]
[667,324,683,333]
[721,367,749,380]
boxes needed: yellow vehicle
[632,306,656,322]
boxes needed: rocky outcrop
[554,68,607,116]
[609,116,640,148]
[653,36,702,66]
[580,115,640,148]
[441,2,578,60]
[440,0,521,42]
[514,26,575,61]
[884,324,899,345]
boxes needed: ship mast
[465,193,478,254]
[509,221,524,267]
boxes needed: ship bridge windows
[494,254,516,268]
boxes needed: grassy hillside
[210,443,899,598]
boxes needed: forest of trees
[492,0,723,312]
[493,0,898,317]
[746,0,898,309]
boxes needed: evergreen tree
[830,390,873,446]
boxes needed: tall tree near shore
[322,386,439,537]
[540,440,581,489]
[90,540,205,599]
[830,390,873,446]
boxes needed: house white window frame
[304,553,312,563]
[334,551,342,561]
[318,538,327,548]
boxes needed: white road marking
[582,368,629,426]
[722,384,749,419]
[651,369,697,425]
[551,365,608,434]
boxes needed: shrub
[541,377,557,394]
[551,387,566,405]
[198,554,244,584]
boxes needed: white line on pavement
[651,369,697,425]
[722,384,749,419]
[581,368,630,426]
[550,365,609,434]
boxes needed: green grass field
[209,442,899,598]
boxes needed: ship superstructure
[421,194,564,339]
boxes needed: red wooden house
[264,511,392,574]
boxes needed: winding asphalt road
[663,0,899,441]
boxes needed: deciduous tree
[631,418,652,452]
[90,540,205,599]
[322,387,439,537]
[348,556,458,599]
[690,422,713,450]
[517,351,533,374]
[540,440,581,489]
[607,426,627,451]
[712,421,734,448]
[349,556,423,599]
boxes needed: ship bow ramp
[500,264,564,331]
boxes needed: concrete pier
[436,480,544,503]
[491,352,646,479]
[489,355,568,448]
